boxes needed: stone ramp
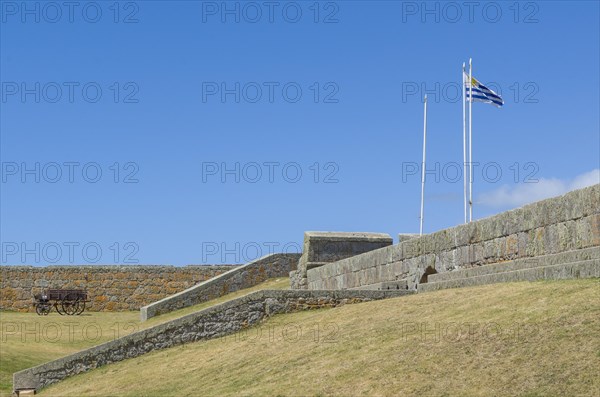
[14,289,412,394]
[140,253,300,321]
[428,247,600,284]
[350,280,408,291]
[350,248,600,293]
[419,253,599,293]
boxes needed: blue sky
[1,1,599,265]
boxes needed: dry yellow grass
[0,311,138,397]
[0,277,289,397]
[38,279,600,397]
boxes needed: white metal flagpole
[462,62,467,224]
[420,95,428,235]
[468,58,473,222]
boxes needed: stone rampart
[307,184,600,290]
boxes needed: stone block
[525,228,545,257]
[505,234,519,259]
[400,238,421,259]
[451,223,469,247]
[587,185,600,215]
[369,245,394,266]
[297,231,392,290]
[564,187,584,220]
[575,217,593,249]
[543,224,559,255]
[303,231,393,263]
[589,214,600,246]
[476,216,501,242]
[398,233,420,243]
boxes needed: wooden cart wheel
[55,302,65,315]
[35,303,50,316]
[62,294,80,316]
[76,300,86,315]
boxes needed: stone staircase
[350,280,409,291]
[419,247,600,293]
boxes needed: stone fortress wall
[304,184,600,291]
[0,265,238,312]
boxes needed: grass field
[24,279,600,396]
[0,277,290,397]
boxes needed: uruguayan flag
[464,72,504,107]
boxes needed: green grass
[0,277,289,397]
[37,279,600,397]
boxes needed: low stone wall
[307,184,600,290]
[141,253,301,321]
[291,232,393,289]
[13,289,411,393]
[0,265,237,312]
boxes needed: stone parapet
[307,184,600,291]
[292,232,393,289]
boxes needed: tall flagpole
[462,62,467,224]
[468,58,473,222]
[419,94,427,236]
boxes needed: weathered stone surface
[398,233,420,243]
[141,253,300,321]
[0,265,238,312]
[419,258,600,293]
[293,231,393,290]
[428,246,600,283]
[304,184,600,292]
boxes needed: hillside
[0,278,289,397]
[39,279,600,397]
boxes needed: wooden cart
[34,289,89,315]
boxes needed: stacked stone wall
[0,265,238,312]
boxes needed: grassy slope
[0,277,289,397]
[39,279,600,397]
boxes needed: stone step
[419,259,600,293]
[428,247,600,283]
[349,280,409,291]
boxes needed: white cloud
[477,169,599,208]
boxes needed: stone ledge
[428,247,600,283]
[303,231,393,241]
[418,259,600,292]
